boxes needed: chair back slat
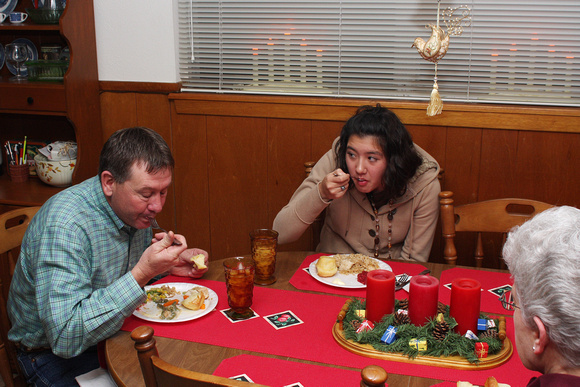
[454,199,553,233]
[132,325,388,386]
[439,192,554,267]
[0,206,41,387]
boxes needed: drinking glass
[5,43,30,81]
[223,256,255,321]
[250,229,278,285]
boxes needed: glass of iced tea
[250,229,278,285]
[223,256,255,320]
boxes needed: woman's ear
[532,316,549,354]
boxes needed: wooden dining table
[105,250,513,387]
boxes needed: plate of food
[134,282,218,323]
[309,254,392,289]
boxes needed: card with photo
[229,374,254,382]
[264,310,303,330]
[220,308,260,323]
[488,284,513,297]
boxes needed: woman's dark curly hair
[334,104,422,202]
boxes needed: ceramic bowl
[34,153,76,187]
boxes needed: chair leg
[439,192,457,265]
[475,233,484,268]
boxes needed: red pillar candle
[365,270,395,323]
[449,278,481,335]
[408,275,439,326]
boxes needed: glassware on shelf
[5,43,30,82]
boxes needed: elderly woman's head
[503,206,580,372]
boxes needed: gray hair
[503,205,580,368]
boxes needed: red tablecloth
[214,355,365,386]
[122,276,539,386]
[289,253,429,299]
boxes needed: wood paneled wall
[100,90,580,267]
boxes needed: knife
[395,269,431,291]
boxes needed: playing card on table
[229,374,254,382]
[263,310,303,330]
[220,308,260,323]
[488,284,513,297]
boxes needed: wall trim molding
[169,92,580,133]
[99,81,181,94]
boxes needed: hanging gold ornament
[412,0,472,116]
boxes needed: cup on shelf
[8,164,29,183]
[9,12,29,23]
[1,13,7,23]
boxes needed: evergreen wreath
[340,298,503,364]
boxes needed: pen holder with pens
[8,164,29,182]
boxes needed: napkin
[395,274,411,292]
[75,368,116,387]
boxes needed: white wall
[93,0,179,83]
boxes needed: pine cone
[479,329,498,340]
[394,310,410,325]
[437,301,448,315]
[432,320,450,341]
[398,299,409,310]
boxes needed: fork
[395,269,431,291]
[395,273,410,289]
[149,217,182,246]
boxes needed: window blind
[177,0,579,107]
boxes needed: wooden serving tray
[332,323,513,370]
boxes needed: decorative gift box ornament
[477,319,488,331]
[475,342,489,358]
[409,338,428,351]
[380,325,398,345]
[464,330,478,340]
[355,309,366,319]
[487,319,496,330]
[356,320,375,333]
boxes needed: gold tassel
[427,78,443,116]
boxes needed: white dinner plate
[309,255,392,289]
[6,38,39,77]
[0,0,18,14]
[134,282,218,323]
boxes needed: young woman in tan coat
[273,104,440,262]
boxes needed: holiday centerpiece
[332,273,512,370]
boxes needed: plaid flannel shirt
[8,176,150,358]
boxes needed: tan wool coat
[273,140,441,262]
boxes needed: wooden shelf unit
[0,1,102,207]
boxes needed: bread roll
[316,256,338,277]
[182,289,204,310]
[191,254,207,270]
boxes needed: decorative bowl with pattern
[34,153,76,187]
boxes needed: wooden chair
[439,191,553,267]
[304,161,324,250]
[0,206,41,387]
[131,326,388,387]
